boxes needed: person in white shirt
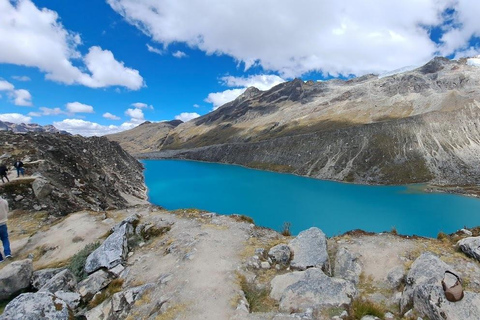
[0,196,11,262]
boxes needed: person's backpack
[442,270,464,302]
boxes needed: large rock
[54,291,81,309]
[78,269,112,301]
[0,259,33,301]
[85,222,131,274]
[0,292,71,320]
[31,268,65,290]
[414,284,480,320]
[32,178,52,199]
[288,227,330,273]
[270,268,356,314]
[268,244,291,266]
[400,252,454,313]
[334,247,362,285]
[38,269,77,293]
[457,236,480,262]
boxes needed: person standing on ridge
[13,159,24,178]
[0,196,12,262]
[0,164,8,183]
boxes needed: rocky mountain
[0,120,69,134]
[105,120,182,155]
[138,57,480,193]
[0,131,147,215]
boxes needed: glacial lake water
[143,159,480,237]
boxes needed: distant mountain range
[108,57,480,194]
[0,120,69,134]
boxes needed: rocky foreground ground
[1,203,480,320]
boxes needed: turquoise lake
[143,159,480,237]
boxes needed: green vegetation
[346,298,385,320]
[281,222,292,236]
[67,242,100,281]
[238,274,277,313]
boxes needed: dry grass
[89,278,125,309]
[237,274,278,313]
[154,304,187,320]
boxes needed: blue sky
[1,0,480,136]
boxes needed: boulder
[78,269,112,301]
[0,292,71,320]
[38,269,77,293]
[334,247,362,285]
[31,268,65,290]
[0,259,33,301]
[386,265,405,289]
[268,244,291,266]
[400,252,453,313]
[32,178,52,199]
[457,236,480,262]
[270,268,356,314]
[85,222,130,274]
[288,227,330,273]
[54,291,81,309]
[414,284,480,320]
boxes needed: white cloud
[66,102,94,113]
[12,89,32,106]
[27,112,41,117]
[0,0,144,90]
[193,104,200,108]
[175,112,200,122]
[38,107,66,116]
[0,80,15,91]
[0,113,32,124]
[53,118,139,136]
[146,44,163,55]
[12,76,31,81]
[103,112,121,120]
[467,56,480,67]
[205,88,245,110]
[131,102,153,109]
[107,0,456,77]
[125,108,144,120]
[172,50,187,58]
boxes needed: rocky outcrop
[457,236,480,262]
[38,269,77,294]
[0,292,71,320]
[268,244,291,266]
[270,268,356,314]
[0,131,147,215]
[289,227,330,273]
[31,268,65,290]
[78,269,112,301]
[0,259,33,301]
[334,247,362,285]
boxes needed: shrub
[238,275,276,312]
[281,222,291,237]
[67,242,100,281]
[437,231,449,241]
[346,298,385,320]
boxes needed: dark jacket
[0,165,7,176]
[14,161,24,169]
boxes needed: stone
[39,269,77,293]
[109,264,125,277]
[0,292,71,320]
[85,222,130,274]
[268,244,291,266]
[32,178,52,199]
[78,269,112,301]
[270,268,356,314]
[400,252,454,313]
[288,227,330,273]
[457,236,480,262]
[255,248,266,258]
[360,316,380,320]
[413,284,480,320]
[54,290,81,309]
[386,265,405,289]
[460,229,473,236]
[334,247,362,285]
[0,259,33,301]
[31,267,65,290]
[261,261,271,269]
[384,312,395,320]
[104,284,154,319]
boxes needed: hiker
[0,164,8,183]
[13,159,25,178]
[0,196,11,262]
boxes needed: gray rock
[270,268,356,314]
[54,290,81,309]
[78,269,112,301]
[386,265,405,289]
[360,316,380,320]
[85,222,130,274]
[457,236,480,262]
[31,268,65,290]
[334,247,362,285]
[32,178,52,199]
[288,227,330,273]
[0,259,33,301]
[0,292,71,320]
[400,252,453,313]
[460,229,473,236]
[414,284,480,320]
[268,244,291,266]
[39,269,77,293]
[261,261,271,269]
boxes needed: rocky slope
[137,57,480,192]
[105,120,182,155]
[0,131,147,215]
[0,120,69,134]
